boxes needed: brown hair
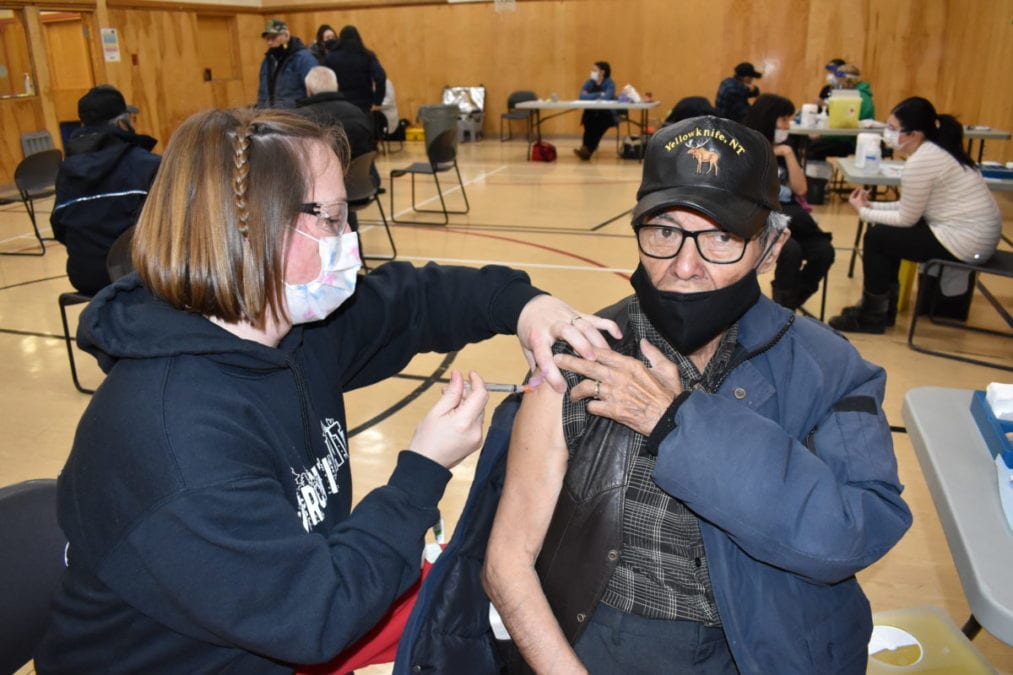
[132,108,349,328]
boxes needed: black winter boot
[829,291,891,334]
[839,284,899,327]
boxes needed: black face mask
[630,264,760,355]
[267,45,288,60]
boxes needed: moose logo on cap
[684,138,720,176]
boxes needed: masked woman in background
[829,96,1001,333]
[574,60,618,161]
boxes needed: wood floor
[2,136,1010,673]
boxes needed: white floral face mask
[284,228,361,324]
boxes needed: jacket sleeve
[651,354,911,585]
[370,56,387,107]
[326,261,544,390]
[256,59,269,108]
[95,450,450,665]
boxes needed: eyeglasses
[299,200,349,237]
[635,224,750,264]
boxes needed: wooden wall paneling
[0,10,33,96]
[42,13,94,122]
[0,93,45,184]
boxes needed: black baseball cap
[632,115,780,239]
[734,62,763,79]
[78,85,139,126]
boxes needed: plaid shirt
[559,297,737,624]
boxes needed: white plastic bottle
[864,141,882,173]
[23,72,35,95]
[815,107,828,129]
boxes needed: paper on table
[986,382,1013,421]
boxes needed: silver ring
[594,380,601,399]
[570,315,582,326]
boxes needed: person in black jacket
[34,107,618,674]
[296,65,379,229]
[323,25,387,115]
[51,85,161,295]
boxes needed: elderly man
[485,116,911,674]
[256,19,317,109]
[51,85,160,294]
[715,62,762,122]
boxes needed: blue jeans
[573,604,738,674]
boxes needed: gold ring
[594,380,601,399]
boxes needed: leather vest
[535,300,638,645]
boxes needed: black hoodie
[36,261,542,673]
[51,125,160,294]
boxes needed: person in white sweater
[829,96,1001,333]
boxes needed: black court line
[0,274,67,291]
[592,208,633,231]
[348,351,458,438]
[0,327,62,339]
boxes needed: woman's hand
[553,339,683,436]
[409,371,489,469]
[848,187,871,212]
[516,295,622,393]
[772,143,793,158]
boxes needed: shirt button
[577,612,587,623]
[607,549,619,561]
[733,387,747,400]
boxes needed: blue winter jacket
[649,296,911,673]
[257,36,318,109]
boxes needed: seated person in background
[573,61,617,161]
[35,107,619,673]
[51,85,160,295]
[744,94,835,310]
[377,77,399,137]
[296,65,379,230]
[714,62,761,122]
[663,96,716,126]
[816,57,846,105]
[829,97,1001,334]
[485,115,911,675]
[806,63,876,161]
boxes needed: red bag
[296,558,436,675]
[530,140,557,162]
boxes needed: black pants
[862,218,956,295]
[581,110,616,152]
[573,604,737,674]
[774,202,835,296]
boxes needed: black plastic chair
[58,226,135,394]
[4,148,62,256]
[390,105,470,225]
[0,479,65,675]
[345,151,395,270]
[500,90,537,142]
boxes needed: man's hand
[516,295,622,393]
[553,339,683,436]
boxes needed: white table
[790,125,1011,164]
[902,386,1013,645]
[515,99,661,160]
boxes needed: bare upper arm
[487,382,569,567]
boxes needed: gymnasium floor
[2,135,1011,672]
